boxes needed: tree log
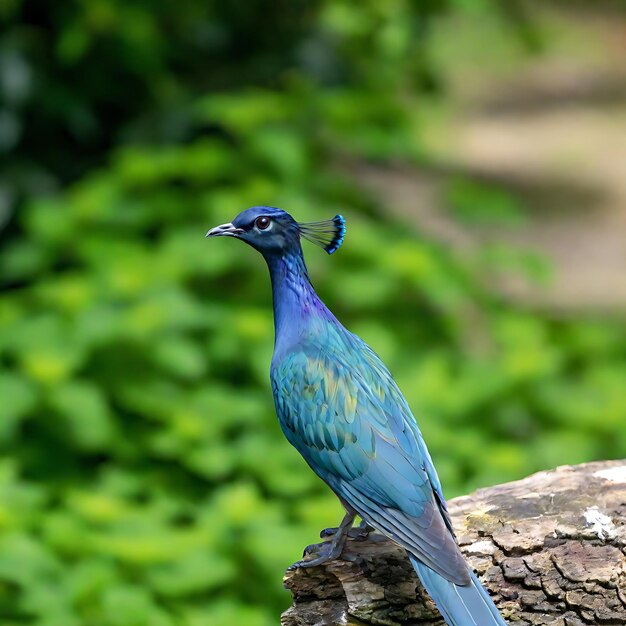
[282,460,626,626]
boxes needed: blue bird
[207,207,507,626]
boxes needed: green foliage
[445,177,528,227]
[1,2,625,625]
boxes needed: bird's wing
[271,333,469,585]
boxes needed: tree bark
[282,460,626,626]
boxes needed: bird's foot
[288,510,356,570]
[287,540,344,570]
[320,519,373,541]
[349,521,374,542]
[319,526,340,539]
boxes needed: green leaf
[151,336,206,380]
[0,373,36,441]
[48,381,115,451]
[148,551,236,596]
[102,585,156,626]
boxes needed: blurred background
[1,1,625,625]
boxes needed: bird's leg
[320,517,375,542]
[289,510,355,569]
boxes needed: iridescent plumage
[208,207,507,626]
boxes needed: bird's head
[206,206,345,257]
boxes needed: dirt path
[353,7,626,311]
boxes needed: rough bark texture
[282,460,626,626]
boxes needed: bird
[207,206,507,626]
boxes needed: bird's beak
[205,223,244,238]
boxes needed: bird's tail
[409,556,507,626]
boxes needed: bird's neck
[265,249,332,351]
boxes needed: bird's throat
[265,250,330,354]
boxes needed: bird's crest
[298,215,346,254]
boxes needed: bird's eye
[255,216,271,230]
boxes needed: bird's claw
[301,543,319,557]
[289,511,364,571]
[288,541,342,570]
